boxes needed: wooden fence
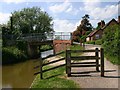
[66,48,104,77]
[34,51,65,79]
[34,48,104,79]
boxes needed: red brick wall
[53,40,71,54]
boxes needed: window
[95,34,99,39]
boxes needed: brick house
[86,29,103,41]
[86,16,120,41]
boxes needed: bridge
[18,32,72,58]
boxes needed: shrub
[2,47,28,65]
[16,41,28,54]
[85,41,95,44]
[40,45,53,52]
[95,39,102,45]
[102,24,120,65]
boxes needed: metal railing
[3,32,72,42]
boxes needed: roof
[88,29,102,37]
[102,19,119,30]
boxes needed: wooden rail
[66,48,104,77]
[34,51,65,79]
[34,48,104,79]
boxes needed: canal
[2,50,53,88]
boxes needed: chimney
[101,20,105,28]
[118,16,120,23]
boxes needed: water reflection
[2,60,39,88]
[2,50,53,88]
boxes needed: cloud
[0,12,11,24]
[2,0,25,4]
[53,19,76,32]
[49,1,71,13]
[49,0,79,15]
[83,0,119,27]
[84,0,118,19]
[53,18,82,32]
[1,0,119,3]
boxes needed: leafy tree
[72,14,92,43]
[7,7,54,39]
[81,14,92,31]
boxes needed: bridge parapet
[19,32,72,42]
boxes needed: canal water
[2,50,53,88]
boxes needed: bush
[16,41,28,54]
[40,45,53,52]
[2,47,28,65]
[102,24,120,65]
[85,41,95,44]
[95,39,102,45]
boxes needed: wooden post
[53,44,56,55]
[66,50,71,77]
[65,50,68,74]
[95,48,99,72]
[40,52,43,79]
[100,48,104,77]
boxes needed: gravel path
[69,45,119,89]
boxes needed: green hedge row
[102,24,120,65]
[85,39,102,45]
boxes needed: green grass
[70,44,84,57]
[31,66,79,88]
[105,53,120,65]
[60,44,84,57]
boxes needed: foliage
[72,14,92,42]
[95,39,102,45]
[3,7,54,42]
[16,41,28,54]
[102,24,120,65]
[40,45,53,52]
[85,41,95,44]
[31,66,79,88]
[2,47,28,65]
[81,14,93,31]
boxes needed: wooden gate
[66,48,104,77]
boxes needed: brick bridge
[20,32,72,58]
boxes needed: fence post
[53,44,56,55]
[95,48,99,72]
[100,48,104,77]
[67,50,71,77]
[66,50,68,74]
[40,52,43,79]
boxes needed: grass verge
[105,53,120,65]
[31,66,79,88]
[60,44,84,57]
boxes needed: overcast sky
[0,0,119,32]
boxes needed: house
[86,29,103,41]
[86,16,120,41]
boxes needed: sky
[0,0,120,32]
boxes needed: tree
[81,14,93,31]
[7,7,54,39]
[72,14,92,43]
